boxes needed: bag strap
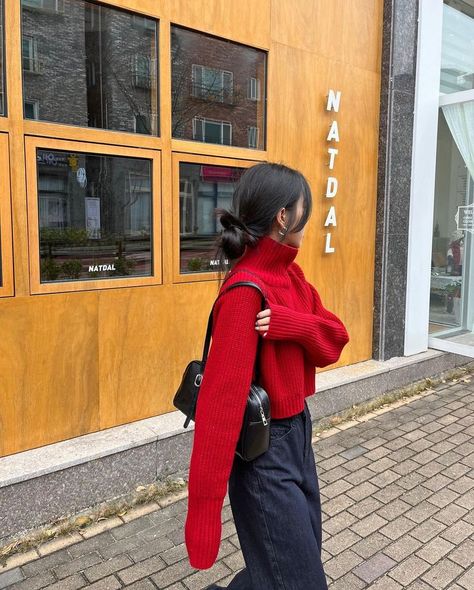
[201,280,267,383]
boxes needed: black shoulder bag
[173,279,271,461]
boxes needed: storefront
[0,0,383,458]
[407,0,474,358]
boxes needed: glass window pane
[37,148,153,283]
[179,162,245,274]
[171,26,266,150]
[21,0,159,135]
[430,107,473,333]
[441,1,474,94]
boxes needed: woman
[184,162,350,589]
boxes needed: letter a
[327,120,339,142]
[324,205,337,227]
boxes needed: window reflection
[21,0,159,134]
[179,162,245,274]
[441,1,474,94]
[37,149,153,283]
[430,110,471,330]
[171,26,266,150]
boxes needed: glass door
[429,0,474,355]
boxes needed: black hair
[213,161,313,288]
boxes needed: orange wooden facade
[0,0,383,456]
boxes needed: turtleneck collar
[230,234,299,285]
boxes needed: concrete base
[1,348,472,545]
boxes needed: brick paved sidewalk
[1,377,473,589]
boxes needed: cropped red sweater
[184,234,350,569]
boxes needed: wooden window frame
[0,133,13,297]
[25,136,162,294]
[172,152,260,284]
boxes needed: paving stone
[323,528,362,557]
[375,498,411,521]
[352,552,397,583]
[384,535,423,561]
[420,557,464,588]
[379,515,417,541]
[221,549,245,571]
[347,496,384,519]
[367,574,403,589]
[109,517,155,541]
[68,532,116,559]
[350,513,388,538]
[447,474,474,494]
[416,460,447,479]
[182,561,232,590]
[122,579,157,589]
[83,555,133,583]
[346,481,380,502]
[6,570,56,590]
[53,552,103,580]
[410,517,447,543]
[439,462,472,480]
[397,472,426,490]
[426,487,459,508]
[319,465,351,484]
[322,493,355,517]
[22,550,72,578]
[440,520,474,544]
[369,470,401,488]
[87,576,121,589]
[150,559,195,588]
[414,537,455,565]
[398,483,434,506]
[387,555,431,586]
[44,574,86,589]
[423,472,454,491]
[345,466,378,486]
[404,500,440,523]
[126,534,174,563]
[408,436,437,454]
[323,548,364,580]
[455,489,474,510]
[351,531,392,559]
[447,538,474,569]
[323,510,358,535]
[0,568,24,589]
[116,554,167,586]
[340,445,367,460]
[326,571,366,589]
[433,503,468,525]
[457,565,474,590]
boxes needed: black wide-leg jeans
[224,400,329,590]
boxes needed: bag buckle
[194,373,203,387]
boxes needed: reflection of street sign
[201,165,233,182]
[455,205,474,233]
[77,167,87,188]
[85,197,101,239]
[68,155,79,171]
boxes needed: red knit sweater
[184,235,350,569]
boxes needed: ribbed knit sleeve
[184,285,262,569]
[265,282,349,367]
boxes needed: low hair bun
[215,209,254,260]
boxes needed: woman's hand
[255,308,271,337]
